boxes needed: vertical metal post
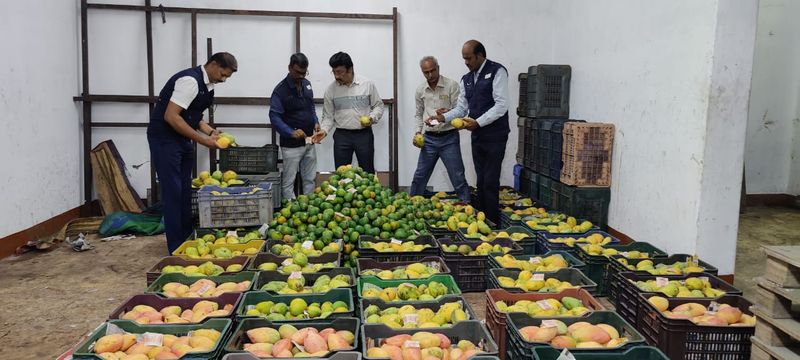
[81,0,93,213]
[191,11,199,176]
[145,0,160,197]
[391,7,399,191]
[295,17,301,52]
[207,38,216,171]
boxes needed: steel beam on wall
[75,3,400,208]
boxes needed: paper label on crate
[698,276,709,283]
[529,257,542,264]
[620,251,629,258]
[258,224,269,237]
[339,178,353,185]
[289,271,303,280]
[556,348,577,360]
[541,319,559,328]
[197,283,212,295]
[403,340,420,348]
[355,174,363,181]
[302,241,313,250]
[328,184,337,191]
[532,273,545,281]
[137,332,163,347]
[247,305,256,311]
[536,300,553,310]
[403,314,418,325]
[104,323,125,336]
[226,230,238,238]
[282,258,294,266]
[655,277,669,288]
[347,187,358,194]
[641,252,649,258]
[391,239,403,245]
[325,194,336,201]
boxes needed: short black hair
[207,52,238,72]
[472,41,486,57]
[329,52,353,69]
[290,53,309,68]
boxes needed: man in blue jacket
[432,40,509,224]
[147,52,237,253]
[269,53,320,201]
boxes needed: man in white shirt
[409,56,470,202]
[312,52,384,173]
[147,52,237,253]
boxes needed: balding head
[461,39,486,72]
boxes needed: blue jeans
[410,131,471,202]
[148,136,194,253]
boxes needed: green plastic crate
[223,317,360,355]
[488,268,597,295]
[359,295,477,327]
[487,250,586,273]
[531,346,669,360]
[576,241,667,296]
[145,271,257,296]
[253,267,356,296]
[72,319,232,360]
[235,288,355,321]
[357,274,461,304]
[606,254,719,303]
[506,311,645,356]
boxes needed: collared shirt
[321,74,384,133]
[414,75,460,134]
[444,59,509,127]
[170,65,214,109]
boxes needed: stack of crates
[218,144,282,207]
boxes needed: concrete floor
[0,205,797,359]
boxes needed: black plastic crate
[517,72,529,117]
[537,174,554,208]
[612,271,743,329]
[636,294,755,360]
[577,241,668,297]
[223,317,360,355]
[253,267,356,296]
[361,321,498,360]
[554,184,610,230]
[539,119,586,180]
[357,235,439,262]
[487,250,586,273]
[219,144,279,174]
[519,168,538,201]
[525,65,571,118]
[606,254,719,303]
[516,117,527,165]
[439,238,524,292]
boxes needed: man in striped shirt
[312,52,384,173]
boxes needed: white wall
[0,1,81,237]
[745,0,800,195]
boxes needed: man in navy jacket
[432,40,509,224]
[147,52,237,253]
[269,53,320,201]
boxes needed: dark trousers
[333,128,375,173]
[148,136,194,253]
[471,138,508,224]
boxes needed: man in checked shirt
[312,52,384,174]
[409,56,470,203]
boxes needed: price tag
[692,254,699,267]
[641,252,649,258]
[708,301,721,312]
[137,332,163,347]
[339,178,353,185]
[105,323,124,335]
[532,273,545,281]
[698,276,709,283]
[403,340,420,348]
[390,239,403,245]
[556,348,577,360]
[226,230,238,238]
[347,188,358,194]
[302,241,313,250]
[541,319,559,328]
[655,277,669,288]
[403,314,418,325]
[247,305,256,311]
[328,184,337,191]
[529,257,542,264]
[620,251,629,258]
[355,174,363,181]
[258,224,269,237]
[326,194,336,201]
[282,258,293,266]
[197,283,212,295]
[289,271,303,280]
[536,300,553,310]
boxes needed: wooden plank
[763,246,800,288]
[753,306,800,345]
[757,277,800,319]
[751,335,800,360]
